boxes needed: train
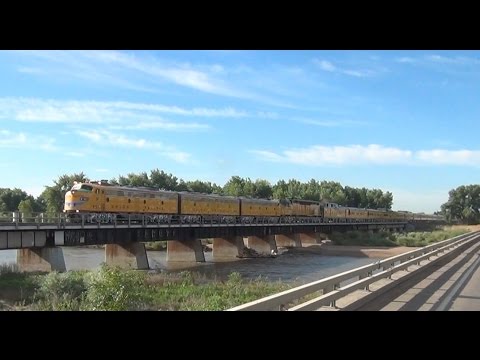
[64,180,444,224]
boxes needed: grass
[0,265,290,311]
[329,227,470,247]
[143,271,290,310]
[0,263,38,305]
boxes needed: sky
[0,50,479,213]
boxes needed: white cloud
[256,111,280,119]
[65,152,85,157]
[416,149,480,165]
[162,151,191,164]
[76,130,192,164]
[250,150,284,162]
[108,122,209,131]
[342,69,374,78]
[313,58,376,78]
[0,97,245,130]
[17,66,46,75]
[78,130,153,149]
[0,129,57,151]
[395,54,480,69]
[5,50,314,109]
[425,55,478,65]
[253,144,412,166]
[395,57,416,63]
[252,144,480,167]
[295,118,368,127]
[316,60,336,72]
[13,50,239,97]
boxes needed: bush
[83,264,146,311]
[34,271,87,310]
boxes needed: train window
[78,184,93,192]
[106,197,109,202]
[101,190,104,194]
[161,201,164,205]
[144,200,146,204]
[128,199,131,203]
[194,202,196,206]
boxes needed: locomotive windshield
[71,184,93,192]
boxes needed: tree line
[1,168,395,217]
[440,184,480,224]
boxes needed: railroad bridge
[0,211,423,272]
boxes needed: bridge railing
[0,211,410,229]
[227,231,479,311]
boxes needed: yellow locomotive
[64,181,432,224]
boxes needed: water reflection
[0,247,378,285]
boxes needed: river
[0,246,378,285]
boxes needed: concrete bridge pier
[297,232,319,245]
[17,247,66,272]
[275,234,302,248]
[247,235,278,255]
[212,236,245,259]
[105,242,149,270]
[167,239,205,262]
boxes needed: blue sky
[0,50,479,213]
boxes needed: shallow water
[0,247,378,285]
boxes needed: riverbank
[0,264,290,311]
[281,243,414,258]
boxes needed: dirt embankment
[445,224,480,232]
[283,244,415,259]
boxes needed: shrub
[34,271,87,310]
[83,264,146,311]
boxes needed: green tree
[149,169,178,190]
[441,185,480,224]
[0,198,6,212]
[285,179,304,199]
[319,181,346,205]
[186,180,214,193]
[272,180,288,199]
[254,179,273,199]
[118,172,151,187]
[33,195,47,213]
[0,188,31,211]
[223,176,246,196]
[243,178,256,197]
[303,179,320,201]
[176,180,189,192]
[18,198,34,220]
[344,186,361,207]
[41,172,88,215]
